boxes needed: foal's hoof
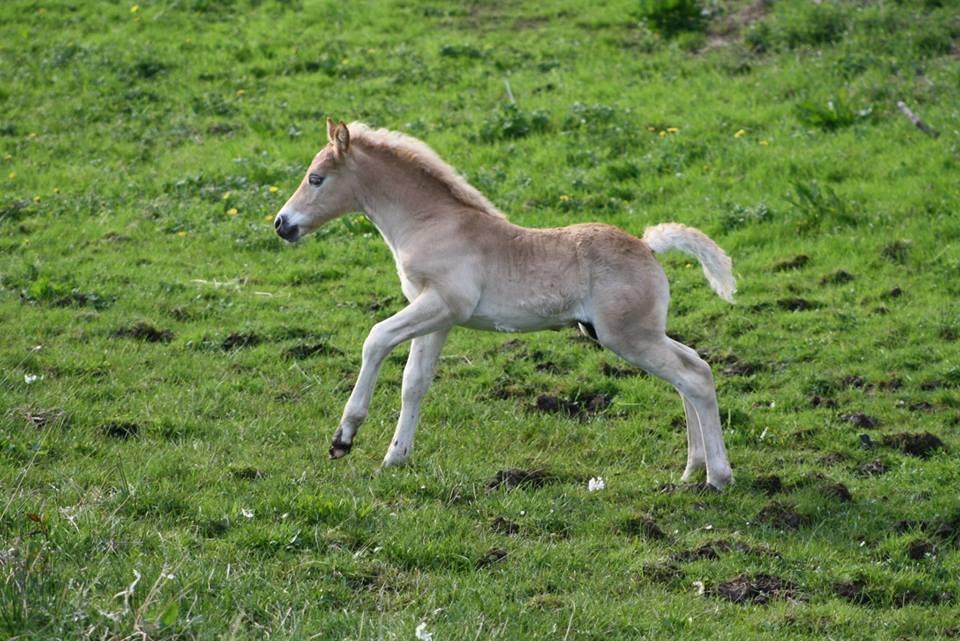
[329,439,353,459]
[706,471,734,491]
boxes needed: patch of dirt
[671,539,779,563]
[229,466,265,480]
[13,406,67,429]
[491,516,520,536]
[857,459,887,476]
[532,392,612,419]
[844,413,878,429]
[600,362,639,378]
[897,399,935,412]
[534,361,562,374]
[771,255,809,271]
[700,0,769,50]
[757,502,805,530]
[113,320,173,343]
[841,375,867,389]
[859,433,876,450]
[884,286,903,299]
[657,482,716,494]
[809,394,838,409]
[931,512,960,544]
[713,573,798,605]
[487,468,555,490]
[621,514,666,540]
[490,380,529,399]
[751,474,783,496]
[221,331,261,350]
[283,341,344,360]
[475,547,508,569]
[640,561,684,585]
[834,578,869,605]
[777,297,820,311]
[920,379,944,391]
[100,421,140,439]
[881,432,945,458]
[906,539,935,560]
[820,270,855,285]
[878,377,904,391]
[707,352,760,376]
[820,452,850,466]
[822,482,853,503]
[881,240,910,263]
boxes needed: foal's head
[274,119,358,242]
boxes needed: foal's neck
[353,150,466,249]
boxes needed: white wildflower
[692,580,705,595]
[588,477,606,492]
[240,508,254,519]
[24,374,40,384]
[415,622,433,641]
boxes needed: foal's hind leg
[600,331,733,489]
[680,395,707,481]
[381,329,449,467]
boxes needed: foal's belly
[462,290,585,333]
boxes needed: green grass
[2,0,960,639]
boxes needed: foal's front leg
[330,290,456,459]
[381,329,449,467]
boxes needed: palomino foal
[275,119,736,489]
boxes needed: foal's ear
[333,121,350,157]
[326,117,337,143]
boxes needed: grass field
[2,0,960,638]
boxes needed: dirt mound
[881,432,945,458]
[113,321,173,343]
[713,573,798,605]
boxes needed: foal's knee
[361,322,393,363]
[677,358,716,400]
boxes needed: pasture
[2,0,959,639]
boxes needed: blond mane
[347,122,506,219]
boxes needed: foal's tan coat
[275,120,735,488]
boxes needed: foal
[275,119,736,489]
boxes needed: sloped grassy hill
[2,1,959,639]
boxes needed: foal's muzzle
[274,213,300,242]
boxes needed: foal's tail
[642,223,736,303]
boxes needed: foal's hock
[275,119,736,489]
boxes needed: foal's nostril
[274,215,284,230]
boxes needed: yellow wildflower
[559,195,571,202]
[33,196,41,203]
[176,230,188,237]
[236,89,245,97]
[667,127,679,134]
[734,129,747,138]
[53,187,60,194]
[269,185,279,193]
[130,4,139,13]
[264,214,273,221]
[222,191,231,200]
[659,130,666,138]
[227,207,239,216]
[759,139,770,146]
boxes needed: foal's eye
[308,174,325,187]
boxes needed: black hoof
[329,439,353,459]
